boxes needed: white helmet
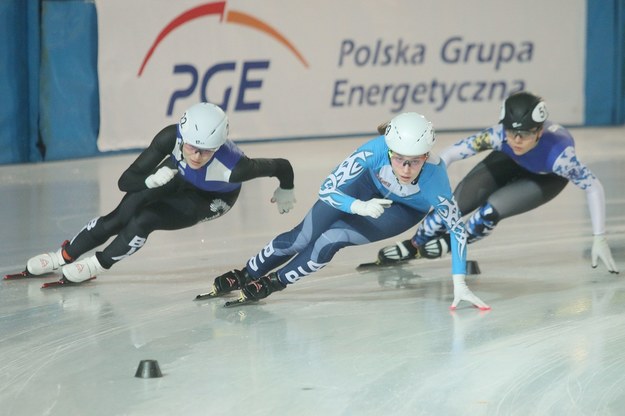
[179,102,228,149]
[384,112,435,156]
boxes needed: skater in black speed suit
[22,102,296,284]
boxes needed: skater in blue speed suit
[202,112,490,310]
[19,102,296,284]
[377,91,619,274]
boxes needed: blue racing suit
[413,121,606,245]
[245,135,468,285]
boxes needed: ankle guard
[60,240,74,263]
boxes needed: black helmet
[499,91,548,130]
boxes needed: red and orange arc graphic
[138,1,309,76]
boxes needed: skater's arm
[230,157,296,213]
[439,125,501,167]
[431,193,490,310]
[229,157,294,189]
[436,199,467,275]
[552,148,619,273]
[118,125,178,192]
[439,198,491,310]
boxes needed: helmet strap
[411,171,423,185]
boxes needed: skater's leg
[244,171,399,279]
[464,202,500,243]
[412,151,515,246]
[262,202,421,284]
[229,202,422,305]
[63,190,238,282]
[32,190,166,279]
[378,151,525,263]
[100,190,238,267]
[199,200,343,298]
[466,173,568,242]
[222,173,425,303]
[245,200,346,278]
[63,190,170,261]
[27,189,171,276]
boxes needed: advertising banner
[97,0,586,150]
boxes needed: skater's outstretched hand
[145,167,178,189]
[591,235,619,274]
[351,198,392,219]
[451,274,490,311]
[271,187,296,214]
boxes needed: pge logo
[137,1,309,115]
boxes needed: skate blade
[356,261,386,271]
[41,276,96,289]
[223,293,257,308]
[4,270,34,280]
[356,259,409,271]
[194,283,235,301]
[4,270,58,280]
[194,290,220,301]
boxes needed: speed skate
[4,270,96,288]
[40,276,96,289]
[4,270,41,280]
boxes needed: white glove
[451,274,490,311]
[350,198,393,218]
[271,187,296,214]
[145,167,178,189]
[591,235,619,274]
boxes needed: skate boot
[225,272,286,307]
[377,234,451,264]
[377,239,419,264]
[418,234,451,259]
[195,269,249,300]
[61,255,105,283]
[26,240,72,275]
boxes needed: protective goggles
[505,128,540,139]
[388,151,429,168]
[183,143,219,156]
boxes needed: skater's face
[505,127,542,155]
[389,151,428,184]
[182,143,216,169]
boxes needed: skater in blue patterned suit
[377,91,619,274]
[16,102,296,285]
[200,112,490,310]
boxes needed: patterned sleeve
[439,125,502,167]
[431,193,467,275]
[552,147,606,235]
[318,149,373,213]
[552,146,598,189]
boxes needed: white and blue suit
[413,121,606,246]
[245,135,468,285]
